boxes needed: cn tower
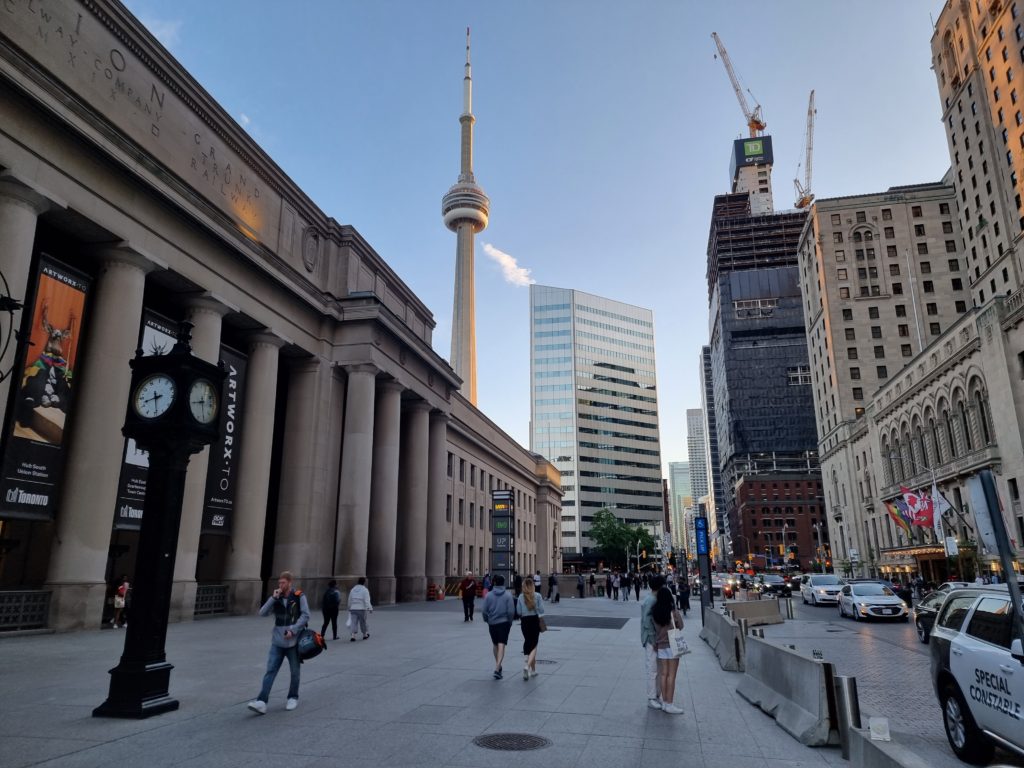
[441,28,489,406]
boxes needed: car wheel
[941,683,994,765]
[916,620,929,644]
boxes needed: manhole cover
[473,733,552,751]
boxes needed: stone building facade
[0,1,560,631]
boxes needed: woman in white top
[347,577,373,641]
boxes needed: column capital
[343,362,378,377]
[377,378,405,395]
[430,409,451,424]
[405,399,432,414]
[0,174,61,215]
[186,292,238,317]
[92,242,164,274]
[248,331,289,352]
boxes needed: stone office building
[0,1,560,631]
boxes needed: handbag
[297,629,326,661]
[538,616,547,633]
[667,612,690,657]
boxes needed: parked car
[800,573,845,605]
[929,586,1024,764]
[756,574,790,596]
[934,581,972,594]
[837,582,909,621]
[914,590,949,644]
[722,573,748,600]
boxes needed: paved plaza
[1,591,849,768]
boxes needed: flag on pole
[901,486,934,527]
[884,501,913,536]
[932,479,953,553]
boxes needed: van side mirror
[1012,637,1024,664]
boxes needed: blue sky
[124,1,950,475]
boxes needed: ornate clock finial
[173,321,194,354]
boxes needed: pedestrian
[547,572,558,600]
[320,579,342,640]
[634,573,642,601]
[347,576,373,641]
[517,578,546,680]
[679,579,691,615]
[459,570,478,622]
[621,572,631,601]
[576,572,585,598]
[513,571,523,599]
[652,585,685,714]
[604,572,611,598]
[533,570,542,592]
[482,572,492,596]
[641,575,665,710]
[482,574,515,679]
[247,571,310,714]
[612,572,620,601]
[111,575,129,628]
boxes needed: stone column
[366,380,403,603]
[425,411,449,590]
[45,246,156,630]
[270,359,342,591]
[223,333,284,613]
[335,364,377,584]
[170,296,231,622]
[0,179,52,423]
[396,401,430,601]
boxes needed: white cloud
[142,18,182,49]
[482,243,535,287]
[239,113,251,128]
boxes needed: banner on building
[0,257,91,521]
[112,311,178,530]
[201,344,247,535]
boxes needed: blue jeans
[258,644,299,702]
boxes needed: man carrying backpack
[320,579,342,640]
[248,571,309,714]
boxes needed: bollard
[782,597,794,619]
[833,675,862,760]
[751,627,764,638]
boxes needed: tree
[588,509,656,570]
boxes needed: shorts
[113,596,125,609]
[488,621,513,646]
[656,647,678,660]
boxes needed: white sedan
[837,582,909,621]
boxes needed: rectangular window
[884,226,895,238]
[458,498,464,524]
[923,280,935,292]
[837,268,848,280]
[901,344,913,357]
[877,365,888,379]
[893,282,903,294]
[842,308,853,321]
[874,346,885,359]
[930,322,941,335]
[926,302,938,315]
[853,387,864,400]
[469,503,474,528]
[833,232,844,243]
[446,495,452,522]
[831,213,842,226]
[940,202,951,215]
[956,299,967,312]
[882,208,893,220]
[447,453,453,477]
[868,306,880,319]
[920,261,932,274]
[898,324,909,337]
[946,240,958,252]
[887,245,898,258]
[911,205,922,218]
[895,305,907,317]
[889,264,900,276]
[845,328,856,340]
[914,224,926,236]
[952,277,963,290]
[942,221,954,234]
[856,211,866,223]
[850,367,861,380]
[871,326,882,339]
[835,250,846,262]
[917,242,929,255]
[459,459,465,481]
[847,347,858,360]
[839,287,850,299]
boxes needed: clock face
[134,374,176,419]
[188,379,219,425]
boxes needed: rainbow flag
[885,500,913,535]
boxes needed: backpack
[116,584,127,598]
[297,628,326,662]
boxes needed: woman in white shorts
[651,586,685,714]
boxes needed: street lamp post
[813,523,825,573]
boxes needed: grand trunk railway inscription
[1,0,278,246]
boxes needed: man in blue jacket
[481,574,515,679]
[248,571,310,714]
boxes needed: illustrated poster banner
[201,345,247,535]
[0,257,91,521]
[112,311,178,530]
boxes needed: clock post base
[93,660,179,719]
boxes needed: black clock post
[94,322,226,719]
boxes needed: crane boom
[711,32,766,138]
[794,90,816,209]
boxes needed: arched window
[915,425,928,471]
[974,390,993,445]
[958,401,974,452]
[944,409,957,459]
[930,417,943,464]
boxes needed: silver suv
[929,587,1024,764]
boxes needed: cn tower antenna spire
[442,28,489,406]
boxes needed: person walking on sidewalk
[111,575,130,628]
[482,574,515,679]
[347,577,373,640]
[517,578,545,680]
[320,579,342,640]
[459,570,478,622]
[248,571,310,714]
[633,573,642,601]
[641,575,664,710]
[612,572,620,601]
[547,572,558,600]
[679,578,691,617]
[577,572,585,598]
[652,586,685,715]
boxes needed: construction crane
[711,32,766,138]
[793,90,816,209]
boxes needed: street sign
[695,516,709,556]
[490,490,515,585]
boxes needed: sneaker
[350,637,356,642]
[493,669,502,680]
[661,703,684,715]
[647,698,662,710]
[530,669,539,678]
[285,698,298,711]
[363,634,370,639]
[523,665,530,681]
[247,700,267,715]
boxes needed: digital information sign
[490,489,515,585]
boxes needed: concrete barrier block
[724,598,784,626]
[736,636,838,747]
[848,728,932,768]
[699,607,743,671]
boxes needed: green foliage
[588,509,657,568]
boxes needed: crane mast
[794,90,816,209]
[711,32,766,138]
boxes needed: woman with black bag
[516,578,546,680]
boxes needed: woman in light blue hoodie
[481,574,515,679]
